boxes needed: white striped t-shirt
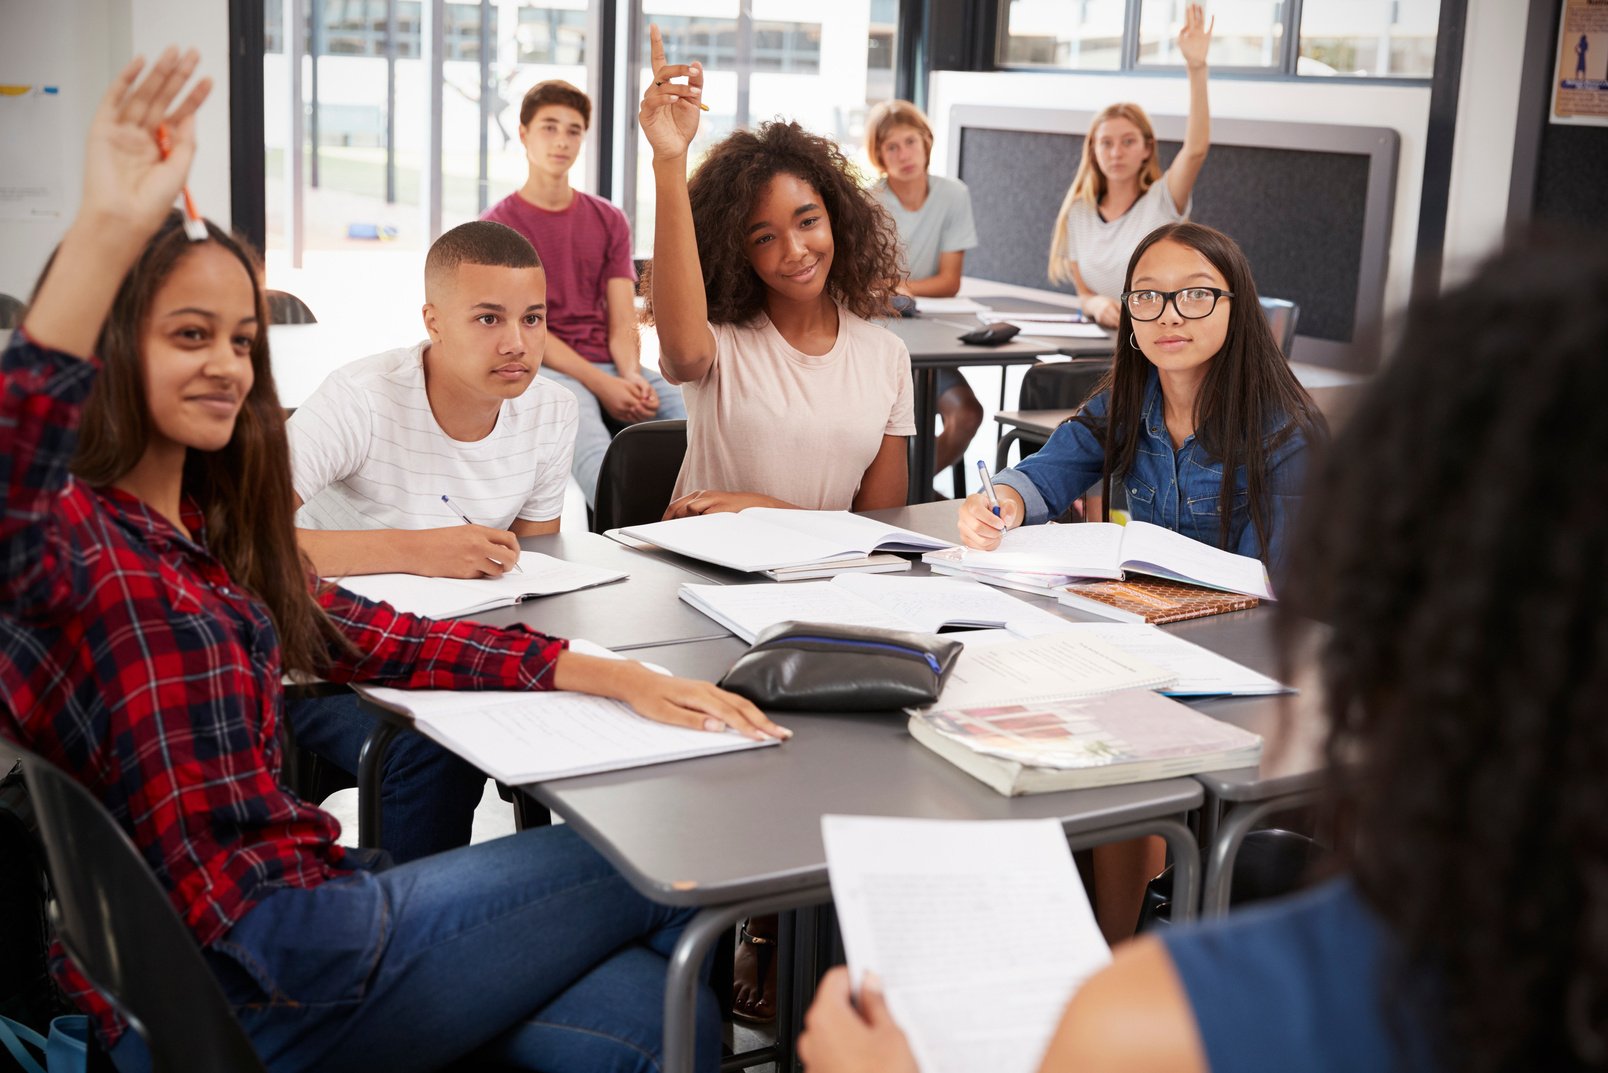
[1063,169,1191,300]
[289,341,578,532]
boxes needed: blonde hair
[865,99,934,174]
[1048,103,1162,285]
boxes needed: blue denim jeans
[540,364,687,507]
[109,825,719,1073]
[285,691,487,863]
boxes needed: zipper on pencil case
[754,635,943,676]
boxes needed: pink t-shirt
[672,309,916,511]
[482,189,636,363]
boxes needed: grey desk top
[527,689,1203,906]
[883,316,1059,366]
[462,530,732,651]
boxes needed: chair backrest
[265,289,318,325]
[14,745,267,1072]
[0,293,25,330]
[1258,296,1300,358]
[591,419,687,533]
[1016,360,1110,412]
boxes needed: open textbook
[333,551,625,619]
[678,574,1076,642]
[616,509,952,572]
[823,815,1110,1073]
[923,519,1274,600]
[354,641,776,784]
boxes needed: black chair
[1138,828,1324,929]
[11,743,267,1072]
[591,419,687,533]
[0,293,24,330]
[1258,296,1300,358]
[265,289,317,325]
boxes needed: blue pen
[441,494,524,574]
[976,461,1002,518]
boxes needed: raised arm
[642,24,718,382]
[1165,3,1213,215]
[3,51,210,610]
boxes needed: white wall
[0,0,228,301]
[926,68,1432,325]
[1441,0,1533,287]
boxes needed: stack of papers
[824,815,1109,1073]
[912,296,990,315]
[332,552,626,618]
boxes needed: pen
[440,494,524,573]
[153,124,208,242]
[976,461,1002,518]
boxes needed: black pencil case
[718,622,963,712]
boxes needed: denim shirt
[991,368,1310,571]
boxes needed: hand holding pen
[957,464,1023,551]
[441,494,524,574]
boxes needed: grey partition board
[464,531,733,650]
[947,106,1399,372]
[527,707,1203,906]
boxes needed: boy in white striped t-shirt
[289,220,577,581]
[284,220,578,861]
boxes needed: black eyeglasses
[1120,287,1234,321]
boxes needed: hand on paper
[663,490,788,519]
[1083,294,1121,330]
[797,968,919,1073]
[957,490,1022,550]
[639,25,704,161]
[560,654,792,742]
[406,525,522,578]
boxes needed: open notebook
[616,509,952,572]
[331,551,625,619]
[354,641,776,784]
[924,520,1274,600]
[824,815,1110,1073]
[678,574,1077,643]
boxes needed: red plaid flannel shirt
[0,331,567,1045]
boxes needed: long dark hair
[640,119,903,325]
[1075,222,1324,559]
[1280,235,1608,1072]
[67,212,346,676]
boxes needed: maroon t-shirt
[482,189,636,363]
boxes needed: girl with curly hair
[639,24,913,519]
[802,234,1608,1072]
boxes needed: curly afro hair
[641,119,903,325]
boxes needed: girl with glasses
[961,220,1325,942]
[1048,3,1214,330]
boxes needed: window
[265,1,499,62]
[1298,0,1440,79]
[518,6,588,65]
[628,1,897,254]
[998,0,1440,79]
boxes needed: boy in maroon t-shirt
[483,80,685,506]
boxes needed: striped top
[289,342,577,532]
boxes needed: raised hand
[1176,2,1214,69]
[23,47,212,358]
[85,48,213,236]
[639,24,703,161]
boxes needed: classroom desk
[882,316,1056,503]
[511,635,1204,1073]
[861,501,1329,918]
